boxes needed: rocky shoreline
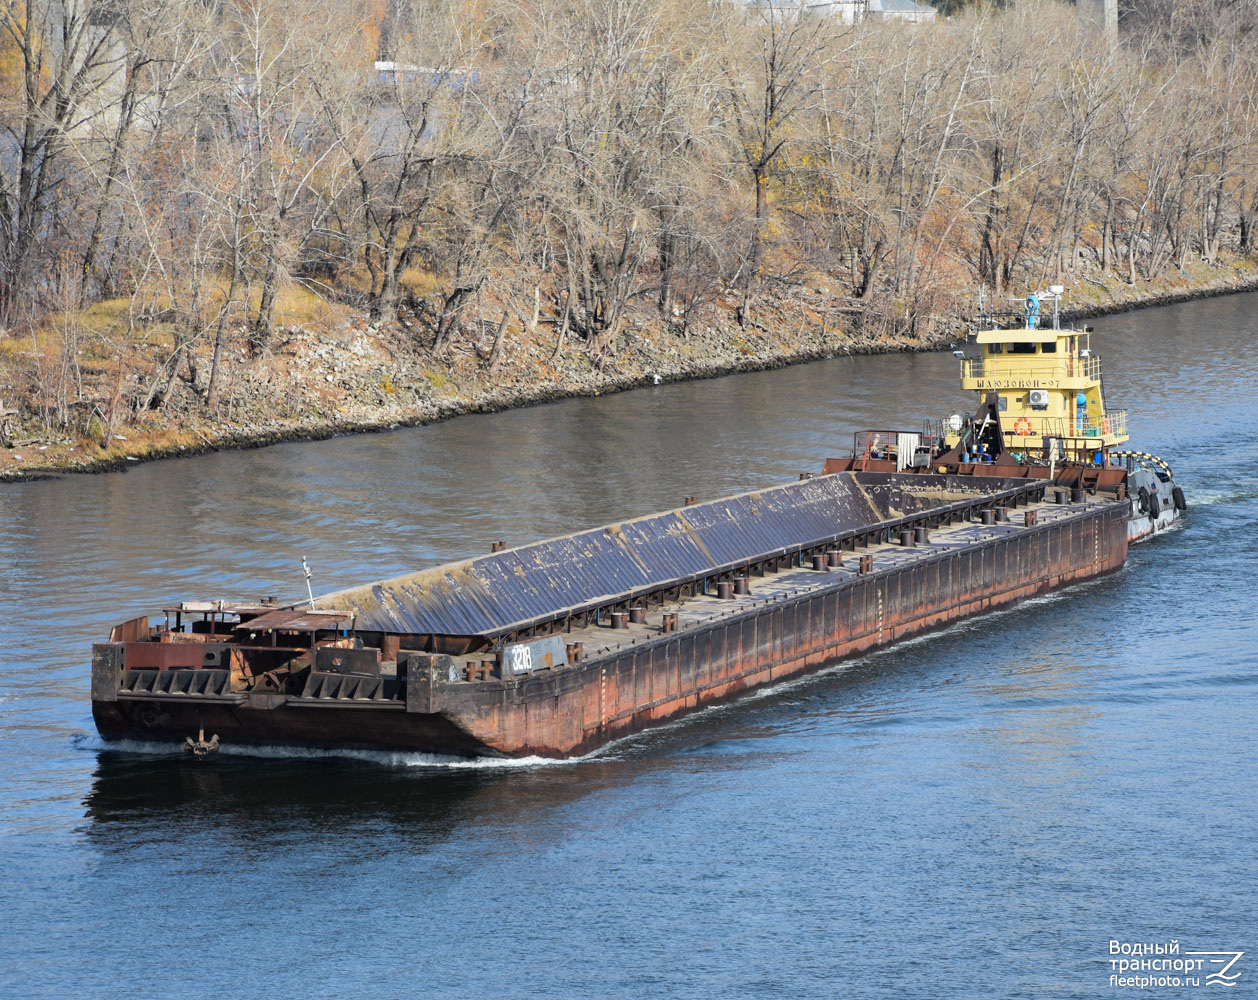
[4,261,1257,484]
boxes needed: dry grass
[326,262,444,304]
[76,297,136,335]
[399,266,443,298]
[0,333,37,358]
[264,280,356,332]
[9,278,356,369]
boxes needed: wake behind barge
[94,470,1130,758]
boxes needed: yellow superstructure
[955,324,1128,460]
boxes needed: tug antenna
[303,557,316,610]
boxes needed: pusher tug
[92,290,1182,758]
[825,287,1185,542]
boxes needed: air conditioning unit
[1028,389,1050,409]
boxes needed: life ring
[1102,417,1111,434]
[1013,417,1033,437]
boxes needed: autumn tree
[718,0,840,321]
[1,0,126,326]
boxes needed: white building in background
[743,0,936,26]
[822,0,871,24]
[868,0,937,23]
[743,1,865,24]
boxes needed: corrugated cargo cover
[318,472,1018,638]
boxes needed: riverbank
[3,257,1257,483]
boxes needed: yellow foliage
[360,0,388,60]
[0,8,36,108]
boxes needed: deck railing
[960,356,1102,382]
[1005,410,1128,443]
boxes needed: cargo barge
[91,301,1180,758]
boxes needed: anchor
[182,711,220,757]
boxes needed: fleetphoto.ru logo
[1109,940,1244,989]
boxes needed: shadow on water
[81,750,631,851]
[83,738,753,851]
[84,751,480,822]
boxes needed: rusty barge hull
[92,472,1129,758]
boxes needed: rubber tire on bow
[1148,492,1160,517]
[1138,486,1150,514]
[1173,486,1187,511]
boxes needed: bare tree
[522,0,679,357]
[75,0,209,304]
[224,0,355,354]
[0,0,126,325]
[964,5,1054,297]
[314,0,472,328]
[718,0,838,322]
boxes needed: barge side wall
[445,502,1129,756]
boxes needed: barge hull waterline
[92,493,1128,758]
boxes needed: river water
[2,293,1255,998]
